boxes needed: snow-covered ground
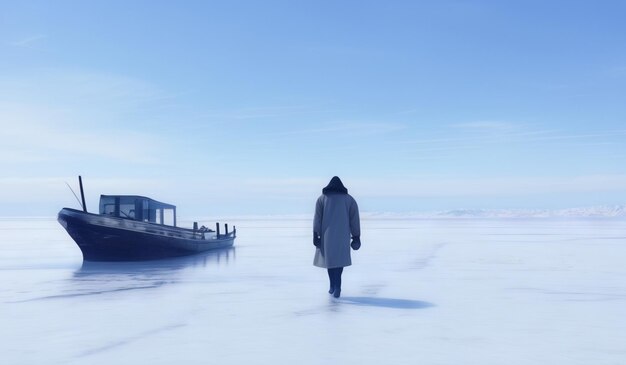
[1,217,625,364]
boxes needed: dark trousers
[327,267,344,290]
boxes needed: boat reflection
[8,248,237,303]
[73,247,236,280]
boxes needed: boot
[328,286,335,295]
[333,288,341,298]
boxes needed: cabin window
[142,200,151,222]
[163,209,174,226]
[100,196,117,216]
[119,203,135,219]
[99,195,176,226]
[103,203,116,215]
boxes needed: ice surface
[1,217,625,364]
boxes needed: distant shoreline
[4,205,624,221]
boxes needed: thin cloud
[196,105,338,121]
[395,108,420,115]
[0,68,176,165]
[452,121,520,130]
[398,130,552,146]
[529,130,626,142]
[350,174,626,198]
[273,122,406,136]
[397,127,626,153]
[7,35,47,49]
[0,103,161,164]
[0,69,175,111]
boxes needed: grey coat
[313,193,360,269]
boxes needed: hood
[322,176,348,195]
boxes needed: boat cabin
[99,195,177,226]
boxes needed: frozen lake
[1,217,625,364]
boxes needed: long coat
[313,193,360,268]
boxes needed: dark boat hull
[58,208,235,261]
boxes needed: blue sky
[1,1,625,216]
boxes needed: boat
[57,176,236,261]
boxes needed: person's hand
[351,236,361,250]
[313,232,321,247]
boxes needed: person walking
[313,176,361,298]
